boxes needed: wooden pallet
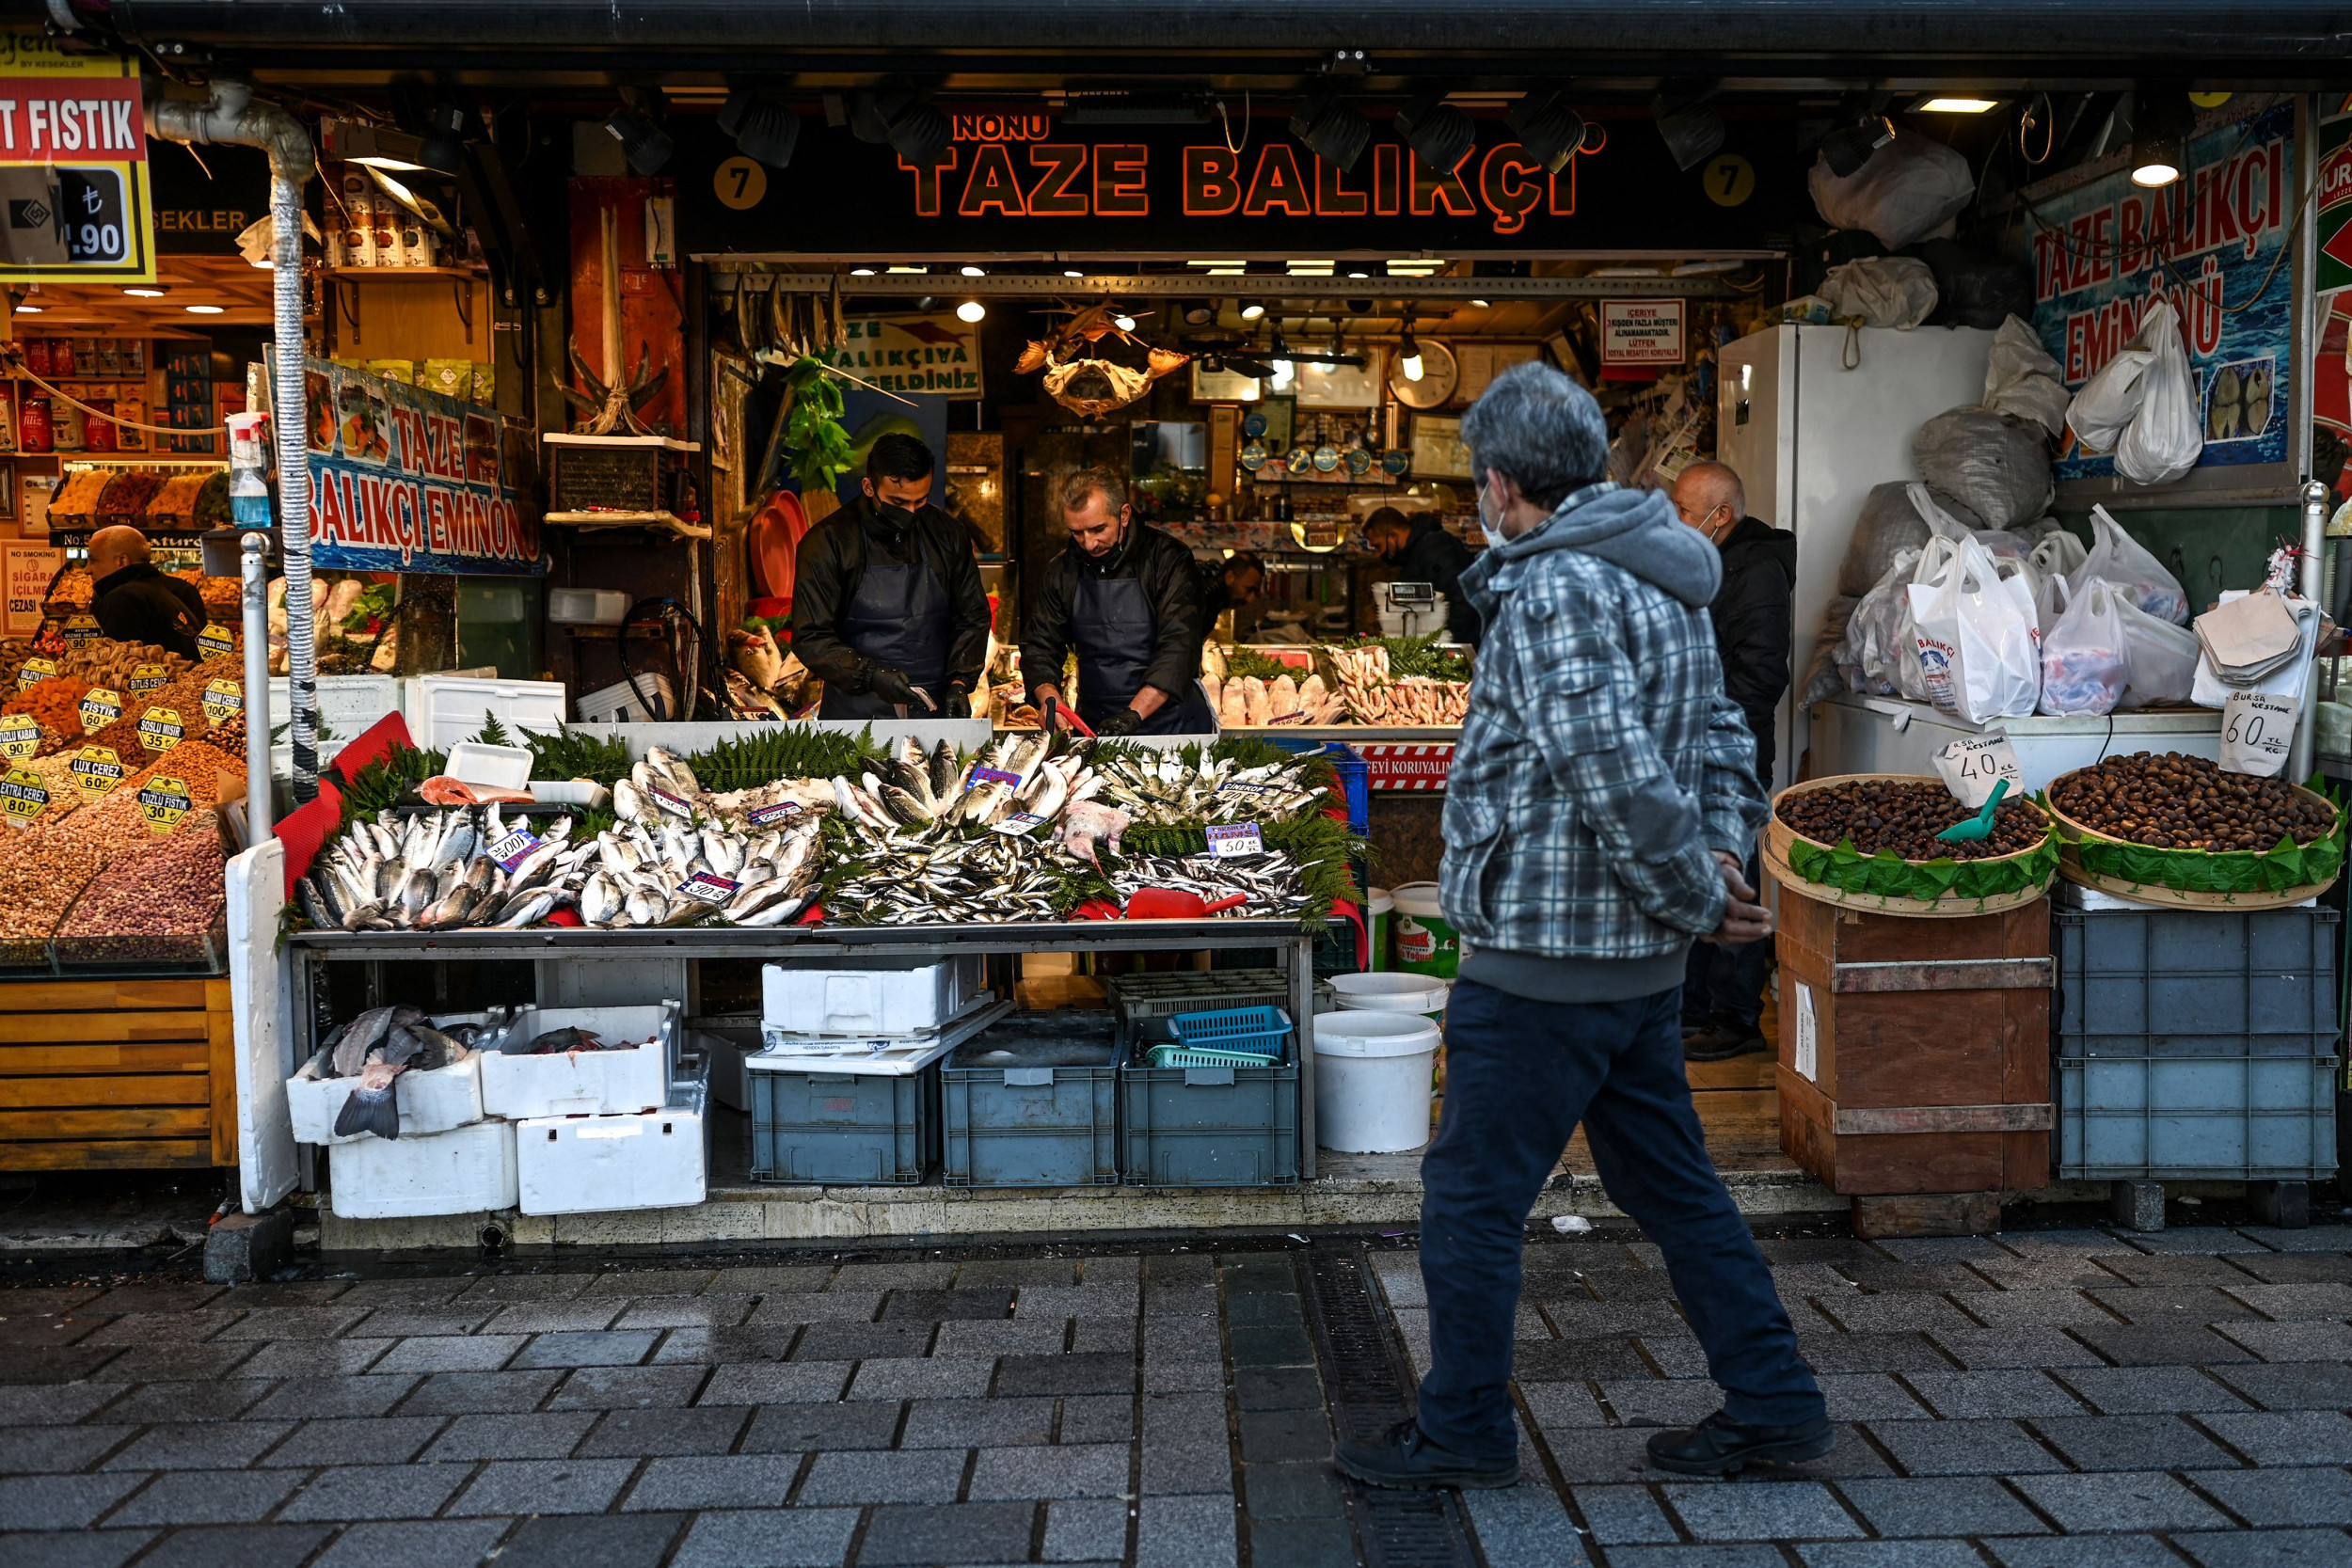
[0,977,234,1169]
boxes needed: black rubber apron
[1069,573,1216,735]
[818,533,952,721]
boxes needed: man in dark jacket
[88,526,206,658]
[1367,507,1482,644]
[1670,461,1794,1063]
[789,434,993,719]
[1197,550,1264,635]
[1024,467,1214,736]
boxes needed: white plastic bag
[2113,594,2201,708]
[2032,562,2071,637]
[1809,135,1977,250]
[2038,578,2128,717]
[2069,505,2189,625]
[1984,314,2073,438]
[1913,408,2054,529]
[1846,546,1923,697]
[2066,303,2166,455]
[1820,257,1939,328]
[1909,534,2042,721]
[2115,303,2203,485]
[1895,538,1956,703]
[2026,528,2088,584]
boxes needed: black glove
[868,665,920,707]
[942,684,973,719]
[1098,706,1146,737]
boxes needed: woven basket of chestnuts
[2043,752,2345,909]
[1766,773,2059,919]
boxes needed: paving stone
[1520,1380,1609,1427]
[548,1364,708,1409]
[1544,1300,1692,1340]
[104,1468,304,1526]
[582,1269,718,1298]
[1898,1369,2088,1419]
[1969,1258,2135,1291]
[1925,1327,2108,1370]
[84,1345,257,1383]
[696,1363,854,1406]
[84,1309,244,1346]
[1226,1323,1314,1368]
[276,1463,473,1521]
[482,1301,627,1335]
[94,1381,276,1423]
[620,1453,801,1511]
[857,1500,1036,1566]
[739,1400,902,1452]
[1464,1479,1614,1568]
[1571,1482,1679,1544]
[1140,1434,1234,1497]
[228,1282,354,1307]
[446,1457,638,1515]
[2225,1255,2352,1285]
[900,1395,1055,1448]
[933,1319,1072,1357]
[1072,1316,1138,1356]
[1816,1373,1931,1422]
[332,1280,472,1308]
[211,1307,372,1342]
[0,1383,121,1424]
[132,1523,336,1568]
[1803,1294,1979,1336]
[486,1511,685,1568]
[1602,1544,1786,1567]
[1539,1425,1684,1483]
[1660,1481,1863,1541]
[1232,1406,1326,1465]
[242,1375,417,1421]
[611,1296,755,1330]
[370,1335,527,1373]
[0,1315,111,1351]
[1515,1337,1654,1380]
[1949,1291,2122,1328]
[392,1369,564,1415]
[1863,1418,2066,1475]
[0,1530,151,1568]
[1836,1473,2050,1537]
[1835,1262,1990,1292]
[2052,1365,2255,1414]
[2215,1322,2352,1362]
[2096,1254,2257,1286]
[848,1356,994,1401]
[797,1446,967,1505]
[957,1259,1080,1288]
[2232,1226,2352,1253]
[705,1265,837,1294]
[343,1307,499,1338]
[650,1326,805,1364]
[2220,1282,2352,1320]
[834,1261,960,1291]
[1061,1394,1136,1446]
[2069,1323,2256,1365]
[453,1274,596,1303]
[1788,1333,1949,1373]
[2119,1227,2276,1256]
[2028,1413,2242,1471]
[969,1441,1131,1499]
[230,1338,395,1379]
[747,1291,886,1327]
[1142,1358,1223,1393]
[0,1472,147,1528]
[1238,1460,1343,1520]
[2195,1410,2352,1465]
[670,1506,861,1568]
[2086,1286,2265,1324]
[995,1352,1135,1397]
[0,1423,135,1473]
[1044,1496,1130,1560]
[2212,1363,2352,1411]
[508,1329,659,1368]
[421,1409,597,1461]
[789,1321,935,1361]
[2170,1528,2352,1567]
[2010,1470,2233,1532]
[5,1349,122,1385]
[578,1404,748,1456]
[312,1519,513,1568]
[1135,1493,1236,1568]
[1250,1514,1357,1568]
[103,1420,295,1470]
[882,1288,1017,1321]
[2186,1466,2352,1527]
[1600,1379,1724,1427]
[258,1415,448,1467]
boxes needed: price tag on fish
[2219,689,2298,777]
[1931,733,2022,809]
[196,623,235,658]
[0,715,36,761]
[991,811,1051,837]
[71,746,124,802]
[17,657,56,690]
[61,614,99,643]
[136,706,183,753]
[677,871,739,905]
[137,776,191,835]
[968,766,1023,790]
[747,801,803,827]
[0,766,48,827]
[80,687,120,733]
[201,679,241,725]
[647,784,695,819]
[1206,821,1265,858]
[486,828,543,871]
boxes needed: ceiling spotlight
[1470,297,1490,309]
[1346,297,1373,314]
[1268,327,1292,364]
[185,304,226,314]
[1819,114,1896,178]
[1238,298,1265,321]
[123,286,166,298]
[320,117,427,172]
[1063,267,1085,278]
[1651,82,1726,172]
[1399,319,1423,382]
[955,299,986,323]
[1289,86,1373,173]
[1506,91,1588,174]
[2131,83,2195,188]
[1113,313,1137,331]
[1182,300,1216,326]
[603,105,674,175]
[1396,90,1476,172]
[850,266,876,277]
[415,103,469,176]
[720,87,802,169]
[850,87,907,142]
[885,99,952,167]
[1915,95,2001,114]
[12,305,38,314]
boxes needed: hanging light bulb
[961,264,986,277]
[1113,313,1136,331]
[1399,319,1424,382]
[956,299,986,323]
[1238,298,1265,321]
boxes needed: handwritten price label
[1931,733,2023,808]
[2220,689,2298,778]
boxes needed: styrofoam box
[698,1027,758,1114]
[328,1118,518,1219]
[762,956,986,1038]
[482,1002,678,1118]
[445,740,532,792]
[517,1065,709,1216]
[405,673,568,752]
[268,674,402,744]
[547,587,630,626]
[576,674,675,724]
[287,1053,485,1146]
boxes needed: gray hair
[1056,466,1127,515]
[1459,360,1610,509]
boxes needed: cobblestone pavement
[0,1222,2348,1565]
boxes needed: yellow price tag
[201,679,242,726]
[0,766,47,826]
[80,687,121,734]
[136,705,184,753]
[136,775,192,835]
[71,746,126,802]
[17,657,57,690]
[197,623,236,657]
[61,613,101,642]
[128,664,170,692]
[0,715,36,761]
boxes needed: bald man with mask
[87,525,207,658]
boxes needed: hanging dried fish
[1015,300,1189,418]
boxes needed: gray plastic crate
[749,1066,936,1185]
[942,1014,1120,1188]
[2055,906,2340,1057]
[2057,1054,2341,1179]
[1120,1043,1300,1187]
[1106,969,1327,1046]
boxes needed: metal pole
[240,532,273,840]
[272,170,319,803]
[2292,479,2327,784]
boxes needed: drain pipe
[146,81,322,801]
[2292,479,2328,785]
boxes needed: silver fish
[493,889,556,928]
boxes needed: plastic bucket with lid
[1329,971,1449,1020]
[1367,888,1394,973]
[1390,882,1461,978]
[1313,1012,1441,1153]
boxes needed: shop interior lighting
[414,104,469,176]
[720,88,802,169]
[1238,298,1266,321]
[1915,95,2002,114]
[1506,91,1588,174]
[1113,313,1137,331]
[365,166,453,236]
[13,304,38,314]
[1671,259,1744,276]
[1386,258,1447,276]
[850,266,876,276]
[1268,326,1292,365]
[1650,83,1726,172]
[602,105,674,175]
[961,264,986,277]
[955,299,986,323]
[1818,114,1896,177]
[1470,297,1490,309]
[321,117,427,172]
[185,304,225,314]
[1063,268,1085,277]
[883,98,953,168]
[1181,300,1217,326]
[1289,86,1373,172]
[123,286,167,297]
[1399,319,1423,381]
[2130,84,2195,188]
[885,265,929,273]
[1395,90,1476,172]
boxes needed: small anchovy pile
[1108,850,1311,919]
[825,823,1082,925]
[303,1004,478,1141]
[1091,752,1327,827]
[299,806,595,932]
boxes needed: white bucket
[1314,1012,1441,1153]
[1329,971,1450,1019]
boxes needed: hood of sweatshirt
[1468,482,1723,610]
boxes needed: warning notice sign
[1600,299,1686,365]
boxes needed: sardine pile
[1090,751,1327,827]
[299,1004,482,1141]
[1107,851,1311,919]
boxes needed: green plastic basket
[1144,1041,1285,1069]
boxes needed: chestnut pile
[2049,752,2336,851]
[1776,778,2046,861]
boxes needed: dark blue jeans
[1683,848,1772,1029]
[1416,978,1822,1459]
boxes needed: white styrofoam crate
[405,673,568,752]
[327,1118,518,1219]
[762,956,986,1038]
[287,1053,484,1146]
[697,1028,757,1114]
[751,996,1014,1077]
[482,1002,678,1118]
[516,1063,709,1216]
[268,674,402,744]
[576,674,675,724]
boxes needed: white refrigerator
[1714,323,1996,793]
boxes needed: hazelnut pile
[1776,778,2047,861]
[2049,752,2336,851]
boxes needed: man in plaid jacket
[1336,362,1829,1489]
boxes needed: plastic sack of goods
[2065,299,2205,486]
[1907,533,2042,722]
[1808,134,1976,249]
[2069,506,2190,626]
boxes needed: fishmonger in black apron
[818,532,951,721]
[1069,574,1217,735]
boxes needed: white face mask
[1476,473,1507,549]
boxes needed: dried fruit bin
[750,1063,937,1185]
[1120,1022,1300,1188]
[941,1014,1119,1188]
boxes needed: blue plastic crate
[942,1016,1120,1188]
[749,1066,936,1185]
[1120,1056,1300,1186]
[1245,737,1370,834]
[1167,1006,1292,1062]
[2058,1054,2340,1180]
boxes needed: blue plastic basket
[1164,1006,1291,1065]
[1321,743,1370,837]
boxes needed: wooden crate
[1775,894,2052,1196]
[0,978,235,1170]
